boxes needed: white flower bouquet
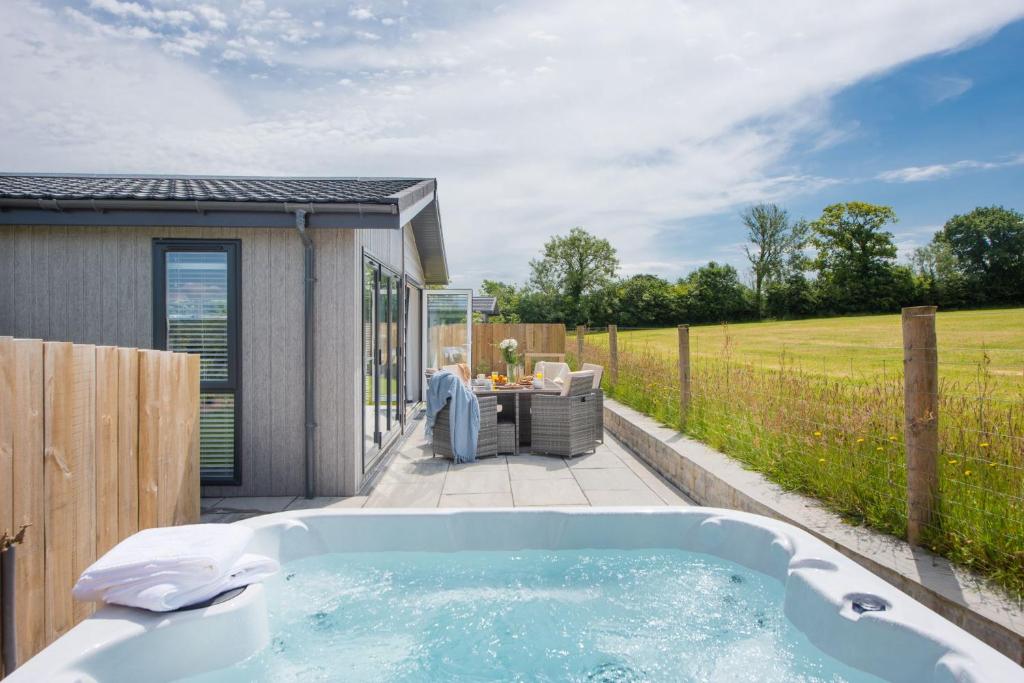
[498,338,519,365]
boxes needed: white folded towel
[73,524,279,612]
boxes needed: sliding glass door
[363,255,403,470]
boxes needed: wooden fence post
[678,325,691,424]
[903,306,939,546]
[576,325,585,368]
[608,325,618,386]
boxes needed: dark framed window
[153,239,242,485]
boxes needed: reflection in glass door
[363,255,403,471]
[422,289,473,400]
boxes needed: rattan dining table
[473,386,561,455]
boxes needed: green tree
[529,227,619,326]
[911,240,968,308]
[741,202,792,316]
[810,202,907,312]
[479,279,522,322]
[764,219,818,318]
[682,262,755,323]
[615,274,676,327]
[937,206,1024,304]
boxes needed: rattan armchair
[530,371,598,457]
[432,395,499,461]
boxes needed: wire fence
[570,314,1024,601]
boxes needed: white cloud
[925,75,973,103]
[88,0,194,26]
[349,7,375,21]
[2,0,1023,288]
[877,154,1024,182]
[194,5,228,32]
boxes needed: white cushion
[536,361,571,389]
[581,363,604,389]
[561,370,595,396]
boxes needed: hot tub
[8,508,1021,682]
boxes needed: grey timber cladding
[0,220,426,497]
[0,225,306,497]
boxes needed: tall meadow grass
[576,329,1024,599]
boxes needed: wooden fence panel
[470,323,566,375]
[0,339,198,670]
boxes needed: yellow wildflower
[964,470,972,476]
[813,431,822,437]
[875,446,883,452]
[818,458,826,463]
[947,459,958,465]
[988,462,997,468]
[888,435,897,442]
[979,442,990,448]
[856,438,865,444]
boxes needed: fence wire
[571,323,1024,601]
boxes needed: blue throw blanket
[425,370,481,463]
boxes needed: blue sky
[1,1,1023,289]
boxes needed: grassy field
[577,308,1024,598]
[609,308,1024,395]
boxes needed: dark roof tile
[0,174,427,204]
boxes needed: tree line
[481,203,1024,327]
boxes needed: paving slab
[511,478,589,506]
[572,467,649,491]
[565,449,626,469]
[584,488,666,506]
[443,468,511,495]
[439,492,515,508]
[286,496,368,510]
[209,497,296,513]
[507,454,573,480]
[365,479,443,508]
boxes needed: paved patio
[202,415,693,522]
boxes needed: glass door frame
[362,251,404,473]
[404,276,424,418]
[152,238,242,486]
[421,288,474,401]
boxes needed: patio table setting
[427,337,605,461]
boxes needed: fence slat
[137,350,162,531]
[0,337,12,677]
[1,337,13,539]
[12,339,44,665]
[71,344,97,623]
[173,354,201,525]
[43,341,75,641]
[95,346,119,557]
[117,348,139,539]
[159,354,184,527]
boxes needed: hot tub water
[184,548,883,682]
